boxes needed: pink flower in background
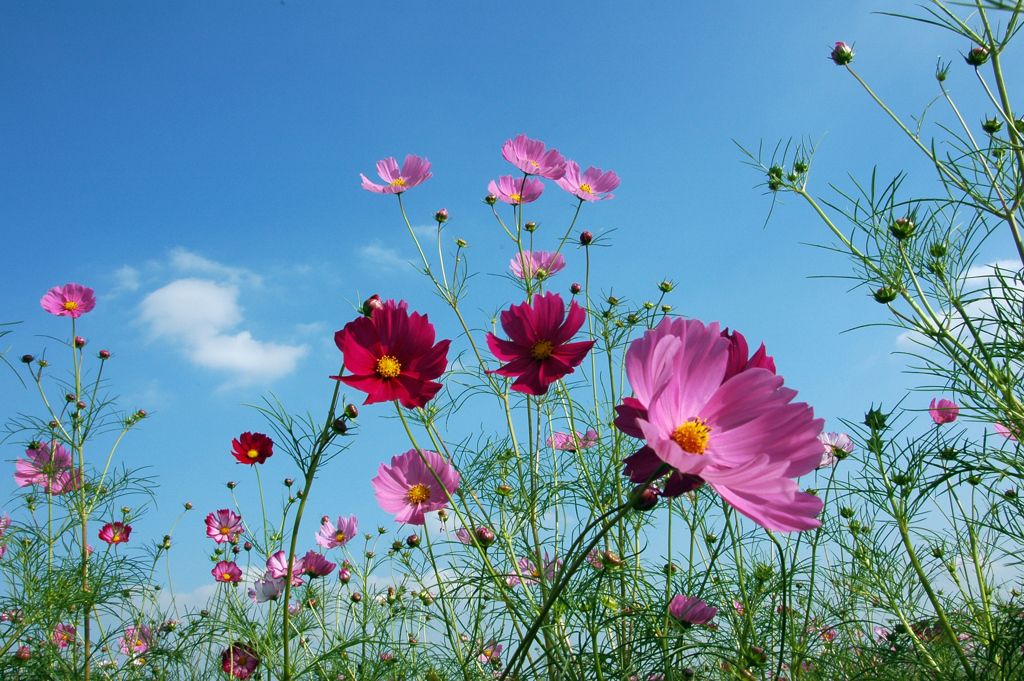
[332,299,451,409]
[52,623,76,648]
[555,161,619,201]
[733,600,744,614]
[0,513,11,535]
[212,561,243,583]
[478,639,503,664]
[619,317,825,532]
[316,515,358,549]
[267,551,305,586]
[206,509,244,544]
[221,642,260,679]
[248,572,285,603]
[501,134,566,179]
[301,550,336,578]
[40,283,96,318]
[360,155,432,194]
[720,328,776,382]
[508,554,559,586]
[510,250,566,280]
[98,522,131,545]
[372,449,460,525]
[818,432,854,468]
[586,549,603,569]
[996,423,1019,441]
[119,625,152,655]
[547,430,598,451]
[669,595,717,625]
[929,398,959,424]
[486,292,595,396]
[488,175,545,205]
[14,441,81,495]
[455,527,472,544]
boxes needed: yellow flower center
[63,301,78,311]
[221,572,232,581]
[389,178,406,187]
[579,183,592,194]
[484,650,493,658]
[220,526,231,535]
[335,531,346,543]
[247,448,259,459]
[671,419,711,455]
[406,483,431,504]
[529,160,539,168]
[530,340,554,360]
[112,534,121,542]
[509,193,522,203]
[376,355,402,378]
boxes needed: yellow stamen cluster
[247,449,260,459]
[389,178,406,186]
[335,532,346,543]
[579,183,593,194]
[63,301,78,311]
[509,193,522,202]
[220,526,231,535]
[530,340,554,360]
[671,419,712,455]
[376,355,402,378]
[406,483,431,504]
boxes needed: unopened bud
[378,526,387,535]
[607,296,618,306]
[524,221,537,232]
[344,404,358,419]
[350,592,362,602]
[929,242,948,258]
[705,534,718,544]
[338,568,351,583]
[889,217,915,240]
[484,194,498,205]
[244,541,252,551]
[74,336,86,348]
[21,354,34,364]
[662,562,679,576]
[284,478,293,487]
[435,208,449,223]
[406,534,421,548]
[497,484,512,497]
[232,545,240,554]
[437,509,448,522]
[873,286,899,304]
[66,393,76,403]
[76,401,86,410]
[601,551,622,568]
[392,540,403,551]
[184,502,193,510]
[965,46,989,67]
[99,350,111,360]
[983,117,1003,134]
[634,485,659,511]
[579,231,593,245]
[831,41,854,66]
[475,526,496,547]
[570,283,582,295]
[48,420,59,428]
[332,419,349,434]
[840,507,855,519]
[661,305,672,313]
[1005,488,1018,499]
[658,280,674,293]
[296,490,304,498]
[362,294,384,317]
[137,409,147,418]
[226,481,236,490]
[455,238,468,248]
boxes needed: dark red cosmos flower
[332,299,450,409]
[486,292,595,396]
[221,642,260,679]
[231,432,274,466]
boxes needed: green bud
[889,217,915,240]
[865,406,889,430]
[484,194,497,205]
[768,180,782,192]
[873,286,899,304]
[931,546,945,558]
[658,280,674,293]
[840,507,855,519]
[929,242,948,258]
[968,474,982,486]
[982,118,1003,134]
[939,447,958,461]
[705,534,718,544]
[965,46,989,67]
[661,305,672,313]
[849,520,862,534]
[643,302,655,310]
[455,238,467,248]
[753,563,774,581]
[793,160,808,174]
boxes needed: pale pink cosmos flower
[547,429,598,452]
[478,639,502,664]
[267,550,305,586]
[316,515,358,550]
[501,134,566,179]
[818,432,854,468]
[372,449,460,526]
[733,600,744,614]
[669,595,717,625]
[555,161,619,201]
[510,250,566,281]
[52,623,76,648]
[360,155,432,194]
[205,509,244,543]
[488,175,544,205]
[41,283,96,318]
[995,423,1019,440]
[507,554,559,586]
[929,398,959,424]
[455,527,472,545]
[14,441,82,495]
[0,513,11,535]
[586,549,604,569]
[249,571,285,603]
[119,625,152,655]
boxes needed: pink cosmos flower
[230,432,274,465]
[372,449,460,525]
[267,550,305,586]
[618,318,825,532]
[555,161,619,201]
[501,134,566,179]
[510,250,566,281]
[478,640,503,664]
[669,595,717,625]
[996,423,1019,441]
[547,429,598,452]
[818,432,854,468]
[332,299,451,409]
[301,550,336,578]
[929,398,959,425]
[248,572,285,603]
[487,175,545,205]
[316,515,358,549]
[98,522,131,545]
[733,600,744,614]
[586,549,604,569]
[119,625,151,655]
[507,554,559,586]
[360,155,432,194]
[486,292,596,396]
[16,645,30,660]
[213,561,243,584]
[52,623,75,648]
[206,509,244,544]
[221,642,260,679]
[455,527,472,544]
[0,513,12,535]
[40,283,96,319]
[14,441,82,495]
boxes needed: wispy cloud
[114,265,141,292]
[169,247,263,287]
[359,243,414,273]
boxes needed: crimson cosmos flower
[230,432,274,465]
[332,299,451,409]
[486,292,595,396]
[221,642,260,679]
[98,522,131,545]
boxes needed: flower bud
[200,609,210,618]
[406,534,421,548]
[392,540,403,551]
[965,46,989,66]
[232,545,240,554]
[570,283,582,295]
[662,562,678,576]
[983,117,1003,134]
[338,568,351,583]
[296,490,304,499]
[661,304,672,313]
[226,481,236,490]
[378,526,387,535]
[76,401,86,410]
[929,242,948,258]
[20,354,34,364]
[284,478,293,487]
[137,409,147,418]
[332,418,349,434]
[793,160,809,174]
[455,238,468,248]
[344,404,358,419]
[244,541,252,551]
[939,447,958,461]
[437,509,448,522]
[36,359,48,367]
[601,550,622,569]
[831,41,854,66]
[350,592,362,602]
[873,286,899,304]
[362,294,384,317]
[524,221,537,232]
[658,280,674,293]
[1005,488,1018,499]
[968,474,982,486]
[435,208,449,223]
[889,217,915,240]
[475,526,496,547]
[49,420,59,428]
[705,534,718,544]
[184,502,193,510]
[497,483,513,497]
[634,485,659,511]
[840,507,855,519]
[74,336,86,349]
[607,296,619,306]
[580,231,593,245]
[66,393,76,403]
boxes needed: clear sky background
[2,1,1020,601]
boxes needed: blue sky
[2,1,1020,598]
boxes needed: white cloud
[140,278,306,384]
[114,265,140,292]
[359,243,414,272]
[169,247,262,287]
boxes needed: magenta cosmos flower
[98,522,131,545]
[40,283,96,319]
[119,625,151,655]
[301,550,336,578]
[230,432,273,465]
[52,623,76,648]
[486,292,595,396]
[510,250,566,281]
[929,398,959,425]
[617,318,824,532]
[267,550,305,586]
[818,432,854,468]
[372,449,460,525]
[332,299,451,409]
[478,640,502,664]
[360,155,432,194]
[15,441,82,495]
[213,561,243,584]
[555,161,620,201]
[547,430,598,451]
[501,134,566,179]
[488,175,545,205]
[316,515,358,549]
[222,642,260,679]
[206,509,244,543]
[669,595,717,625]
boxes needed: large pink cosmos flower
[669,595,717,625]
[205,509,244,544]
[52,623,76,648]
[14,442,82,495]
[98,522,131,545]
[547,430,598,452]
[248,572,285,603]
[486,292,595,396]
[372,449,460,525]
[360,155,432,194]
[488,175,545,205]
[119,625,152,655]
[929,398,959,425]
[555,161,620,202]
[266,550,305,586]
[501,134,566,179]
[213,561,243,584]
[40,284,96,319]
[510,250,566,281]
[618,318,824,532]
[301,550,336,578]
[222,642,260,679]
[332,299,450,409]
[316,515,358,549]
